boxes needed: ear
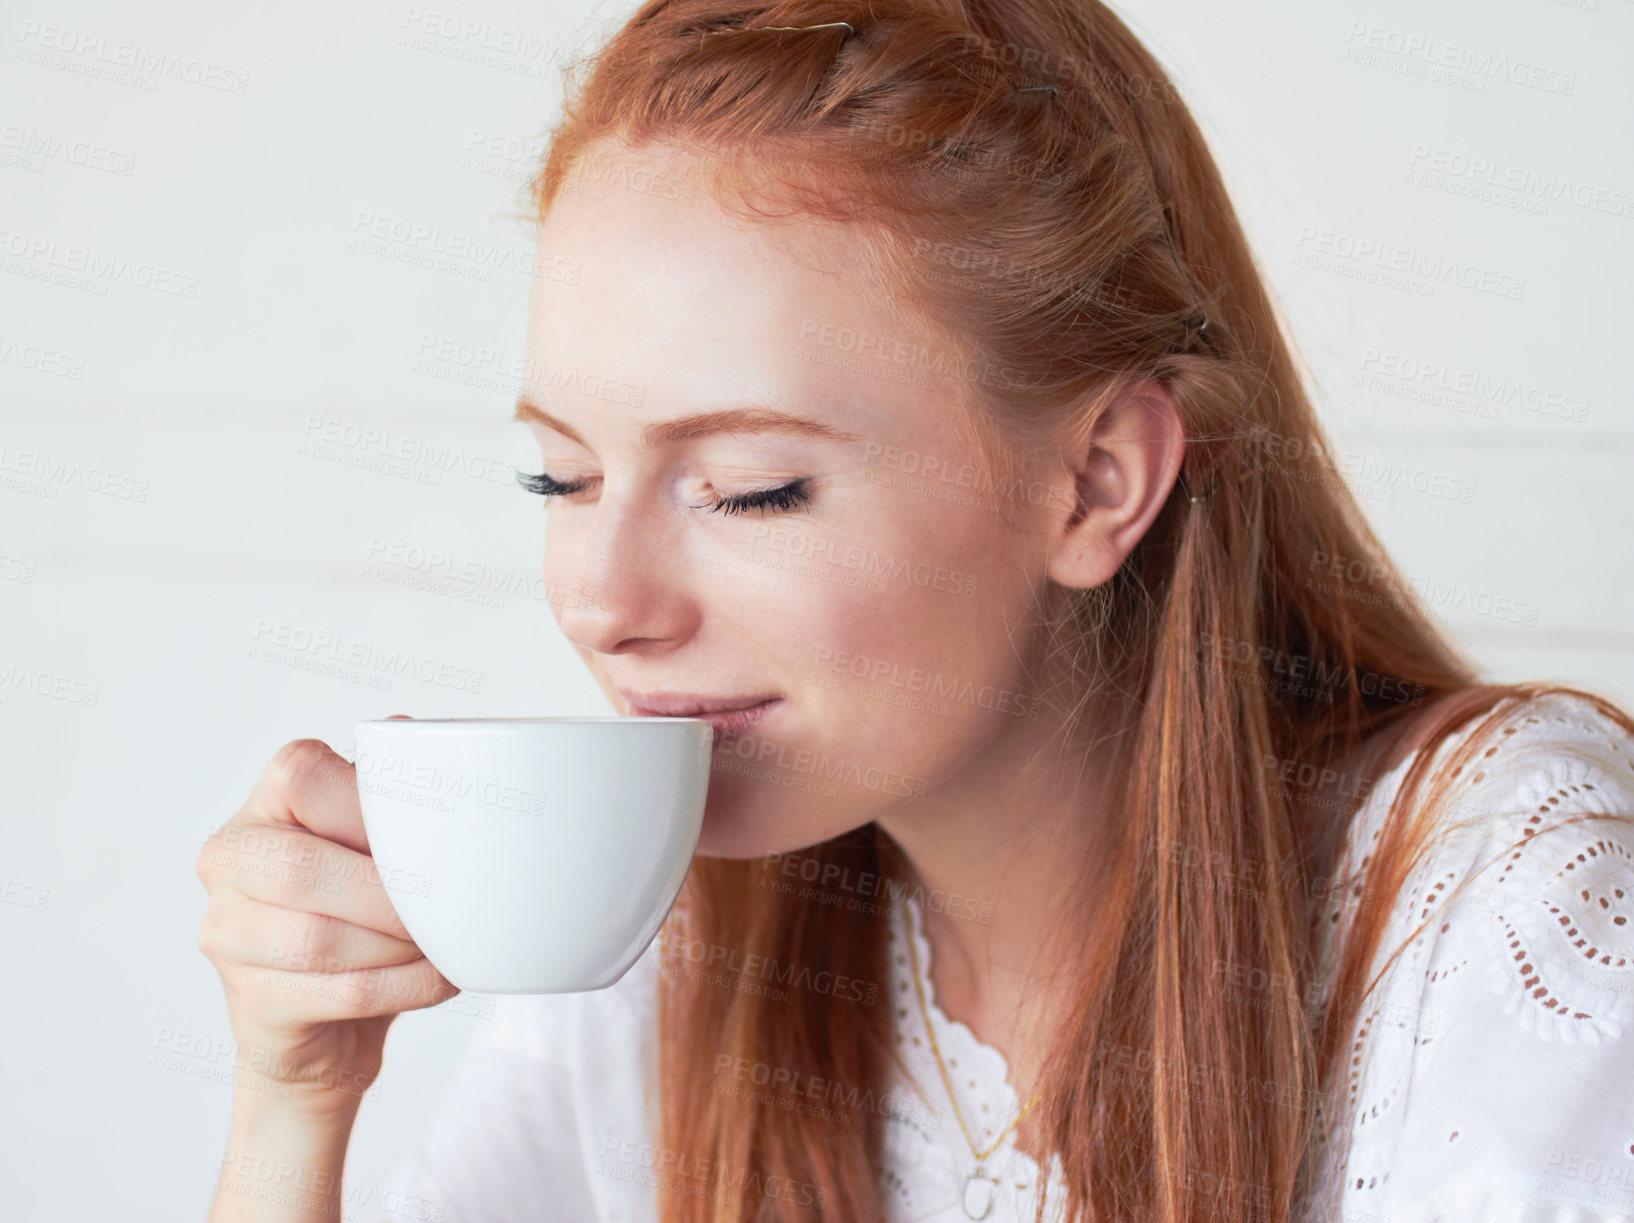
[1043,378,1186,590]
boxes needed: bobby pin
[704,20,856,36]
[704,22,1079,102]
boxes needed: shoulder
[1327,688,1634,922]
[1325,688,1634,1038]
[1402,688,1634,1040]
[1318,689,1634,1220]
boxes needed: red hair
[524,4,1634,1219]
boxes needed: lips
[621,691,782,740]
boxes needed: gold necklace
[902,897,1044,1221]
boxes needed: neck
[874,696,1125,1098]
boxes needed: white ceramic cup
[352,717,714,993]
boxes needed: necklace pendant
[962,1167,996,1220]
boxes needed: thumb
[384,713,414,720]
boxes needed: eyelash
[515,471,813,517]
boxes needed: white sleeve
[1336,692,1634,1223]
[378,992,602,1223]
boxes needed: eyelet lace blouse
[380,691,1634,1223]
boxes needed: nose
[549,491,693,656]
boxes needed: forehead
[520,141,946,423]
[537,139,874,292]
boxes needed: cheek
[768,538,1032,781]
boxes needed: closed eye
[516,471,593,499]
[699,479,812,516]
[515,471,813,517]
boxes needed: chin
[692,792,780,860]
[691,776,876,861]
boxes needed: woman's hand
[194,725,459,1114]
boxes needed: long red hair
[523,3,1634,1219]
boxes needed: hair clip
[702,25,1084,103]
[1182,311,1211,354]
[705,19,856,36]
[1179,470,1215,505]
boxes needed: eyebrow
[513,396,862,450]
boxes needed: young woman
[195,3,1634,1221]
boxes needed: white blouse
[381,690,1634,1223]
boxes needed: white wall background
[2,0,1629,1217]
